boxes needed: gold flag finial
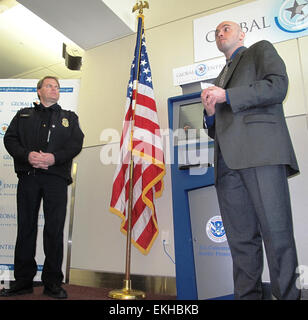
[132,1,149,15]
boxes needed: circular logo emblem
[195,63,207,77]
[0,123,8,136]
[275,0,308,33]
[206,215,226,243]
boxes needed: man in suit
[201,21,300,300]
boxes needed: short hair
[36,76,60,100]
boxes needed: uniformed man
[1,76,84,299]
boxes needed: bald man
[201,21,300,300]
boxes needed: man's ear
[239,30,245,42]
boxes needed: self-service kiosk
[168,89,234,300]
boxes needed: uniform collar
[33,102,61,111]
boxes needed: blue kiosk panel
[168,91,214,299]
[168,91,233,300]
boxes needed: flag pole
[108,1,149,300]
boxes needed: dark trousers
[216,151,300,300]
[14,173,67,286]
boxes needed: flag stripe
[136,93,156,112]
[134,115,160,135]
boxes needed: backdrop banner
[194,0,308,62]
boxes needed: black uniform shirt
[36,103,54,152]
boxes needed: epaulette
[19,107,34,117]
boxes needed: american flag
[109,16,165,254]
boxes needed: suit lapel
[222,47,246,88]
[214,68,224,86]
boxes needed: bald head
[215,21,245,59]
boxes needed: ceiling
[0,0,245,79]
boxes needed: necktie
[218,59,231,88]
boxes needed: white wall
[71,145,175,276]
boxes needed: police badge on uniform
[62,118,69,127]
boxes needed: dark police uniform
[4,102,84,287]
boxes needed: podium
[167,91,234,300]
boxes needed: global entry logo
[195,64,207,77]
[275,0,308,33]
[0,123,8,136]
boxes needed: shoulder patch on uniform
[19,108,34,117]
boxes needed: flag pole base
[108,280,146,300]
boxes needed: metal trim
[69,268,177,296]
[65,162,78,283]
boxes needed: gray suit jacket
[209,40,299,179]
